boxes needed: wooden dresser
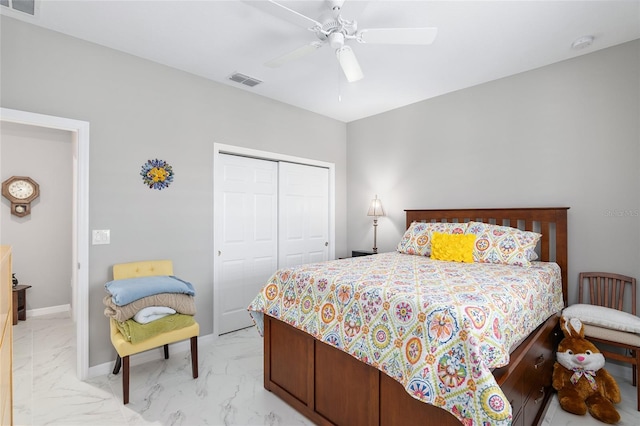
[0,246,13,426]
[494,315,560,426]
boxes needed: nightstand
[352,250,376,257]
[12,284,32,325]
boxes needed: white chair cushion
[563,304,640,334]
[582,324,640,346]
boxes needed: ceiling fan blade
[244,0,323,31]
[265,42,324,68]
[358,27,438,45]
[335,45,363,82]
[335,0,371,20]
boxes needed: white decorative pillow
[397,221,468,257]
[563,304,640,334]
[465,221,541,267]
[133,306,177,324]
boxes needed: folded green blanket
[115,313,195,344]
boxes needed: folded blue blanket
[105,275,195,306]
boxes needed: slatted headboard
[405,207,569,306]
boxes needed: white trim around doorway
[0,108,90,380]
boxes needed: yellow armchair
[109,260,199,404]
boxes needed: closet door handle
[325,242,328,247]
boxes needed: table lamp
[367,195,385,253]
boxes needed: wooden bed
[261,207,569,426]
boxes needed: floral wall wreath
[140,158,174,190]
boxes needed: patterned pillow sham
[397,221,468,256]
[431,232,476,263]
[465,221,541,267]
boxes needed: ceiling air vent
[228,72,262,88]
[1,0,36,16]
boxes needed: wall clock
[1,176,40,217]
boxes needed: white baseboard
[28,304,70,317]
[87,332,217,379]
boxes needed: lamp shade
[367,195,385,217]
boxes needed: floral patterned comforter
[247,252,564,425]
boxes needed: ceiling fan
[248,0,438,83]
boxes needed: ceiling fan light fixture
[336,45,363,82]
[253,0,438,85]
[328,32,345,49]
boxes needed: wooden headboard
[405,207,569,306]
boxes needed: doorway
[213,143,335,336]
[0,108,89,380]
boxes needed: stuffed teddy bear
[552,316,621,424]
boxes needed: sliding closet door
[278,162,329,267]
[217,154,278,334]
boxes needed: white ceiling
[2,1,639,122]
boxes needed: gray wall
[347,40,640,309]
[2,14,639,370]
[0,122,73,310]
[0,16,348,367]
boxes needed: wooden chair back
[578,272,636,314]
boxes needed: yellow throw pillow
[431,232,476,263]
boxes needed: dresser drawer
[523,323,555,391]
[511,410,524,426]
[497,317,558,426]
[500,358,526,421]
[522,320,557,425]
[522,384,549,426]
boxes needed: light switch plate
[92,229,110,245]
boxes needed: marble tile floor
[11,312,640,425]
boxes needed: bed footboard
[263,314,560,426]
